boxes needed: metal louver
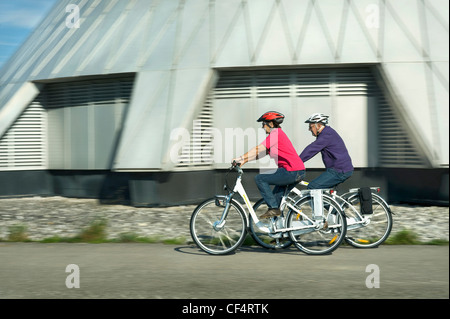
[45,75,134,170]
[209,67,428,168]
[213,68,372,99]
[176,95,214,169]
[0,98,46,170]
[0,75,135,171]
[45,77,134,108]
[378,95,427,167]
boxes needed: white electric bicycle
[190,164,347,255]
[251,182,393,250]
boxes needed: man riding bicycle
[300,113,353,189]
[233,111,305,219]
[299,112,353,189]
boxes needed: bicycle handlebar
[231,161,243,175]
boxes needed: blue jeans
[307,168,353,190]
[255,168,305,209]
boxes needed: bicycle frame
[215,168,270,233]
[296,180,366,228]
[327,191,367,230]
[216,167,339,235]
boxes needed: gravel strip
[0,196,448,243]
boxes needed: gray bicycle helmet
[305,113,329,125]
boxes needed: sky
[0,0,58,70]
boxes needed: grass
[384,228,448,245]
[0,220,186,244]
[6,225,31,242]
[1,223,447,246]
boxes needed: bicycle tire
[286,194,347,255]
[341,193,393,248]
[249,199,292,250]
[190,197,247,255]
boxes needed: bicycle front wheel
[190,198,247,255]
[286,195,347,255]
[249,199,292,250]
[342,193,393,248]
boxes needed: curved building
[0,0,448,205]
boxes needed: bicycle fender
[371,193,394,215]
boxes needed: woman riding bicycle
[233,111,305,219]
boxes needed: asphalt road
[0,243,448,302]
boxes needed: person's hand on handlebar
[232,156,245,167]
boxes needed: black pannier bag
[358,187,373,215]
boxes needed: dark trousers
[307,168,353,190]
[254,168,305,209]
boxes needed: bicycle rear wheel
[190,198,247,255]
[249,199,292,249]
[286,195,347,255]
[342,193,393,248]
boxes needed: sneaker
[260,208,281,219]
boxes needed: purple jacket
[299,126,353,173]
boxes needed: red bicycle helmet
[257,111,285,125]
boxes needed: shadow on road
[174,244,312,256]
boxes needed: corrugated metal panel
[0,98,46,170]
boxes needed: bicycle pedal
[328,235,338,245]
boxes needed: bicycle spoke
[287,194,346,255]
[343,193,393,248]
[190,198,246,255]
[222,227,237,245]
